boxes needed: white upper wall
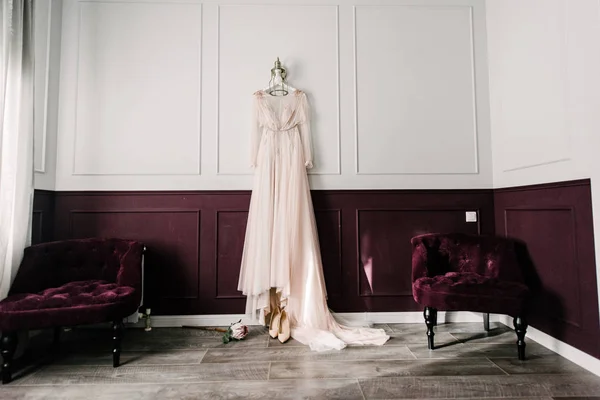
[43,0,492,191]
[33,0,62,190]
[487,0,600,188]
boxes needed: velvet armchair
[0,238,145,384]
[411,233,531,360]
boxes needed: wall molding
[215,4,342,176]
[70,0,203,177]
[35,0,53,174]
[495,177,599,359]
[353,4,479,176]
[496,0,571,175]
[494,178,590,192]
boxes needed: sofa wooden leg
[112,320,123,368]
[513,316,527,360]
[1,332,18,384]
[483,313,490,332]
[52,327,62,353]
[424,307,437,350]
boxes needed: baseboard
[497,315,600,378]
[124,311,491,329]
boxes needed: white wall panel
[487,0,570,178]
[55,0,491,190]
[69,1,202,175]
[33,0,51,173]
[487,0,597,188]
[217,5,340,175]
[355,5,478,175]
[34,0,62,191]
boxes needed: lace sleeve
[298,92,313,169]
[250,94,261,168]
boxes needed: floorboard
[0,323,598,399]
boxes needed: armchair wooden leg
[52,327,62,353]
[513,316,528,360]
[112,320,124,368]
[424,307,437,350]
[1,332,18,384]
[483,313,490,332]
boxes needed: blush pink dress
[238,89,389,351]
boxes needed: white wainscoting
[217,4,340,176]
[487,0,570,178]
[71,1,202,176]
[355,5,479,175]
[33,0,51,174]
[33,0,62,191]
[52,0,492,191]
[487,0,600,188]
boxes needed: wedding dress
[238,89,389,351]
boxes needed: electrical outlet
[465,211,478,222]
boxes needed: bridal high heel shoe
[268,306,290,343]
[278,308,290,343]
[269,307,281,339]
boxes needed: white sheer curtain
[0,0,35,300]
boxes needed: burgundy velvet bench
[0,238,145,384]
[411,233,532,360]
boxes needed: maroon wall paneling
[53,192,251,315]
[32,181,600,360]
[32,190,55,245]
[494,179,600,358]
[329,190,495,312]
[68,210,202,304]
[314,210,343,300]
[357,209,481,298]
[216,211,248,300]
[49,189,494,315]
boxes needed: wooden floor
[1,322,599,399]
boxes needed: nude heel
[278,309,290,343]
[269,307,281,339]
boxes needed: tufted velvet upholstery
[0,238,145,383]
[411,233,531,317]
[0,238,144,331]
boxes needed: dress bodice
[254,90,307,132]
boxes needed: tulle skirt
[238,128,389,351]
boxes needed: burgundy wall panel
[49,189,494,315]
[495,179,600,358]
[69,210,201,304]
[314,209,343,300]
[32,190,55,245]
[33,181,600,360]
[216,211,248,300]
[357,209,481,298]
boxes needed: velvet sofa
[411,233,531,360]
[0,238,145,384]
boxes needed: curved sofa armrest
[116,242,145,291]
[411,240,431,283]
